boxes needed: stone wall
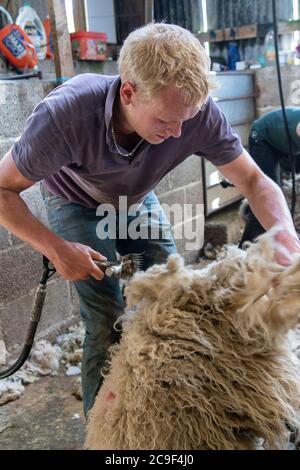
[0,79,79,357]
[156,157,204,265]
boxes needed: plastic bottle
[0,5,38,71]
[227,42,240,70]
[287,50,295,65]
[16,3,47,60]
[264,30,276,66]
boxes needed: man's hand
[272,225,300,266]
[48,240,107,281]
[218,151,300,267]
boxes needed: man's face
[296,121,300,138]
[122,83,201,144]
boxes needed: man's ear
[120,81,137,106]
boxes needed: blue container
[228,42,241,70]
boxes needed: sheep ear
[166,254,185,272]
[125,254,185,306]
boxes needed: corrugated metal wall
[114,0,145,43]
[207,0,294,29]
[154,0,203,33]
[114,0,203,44]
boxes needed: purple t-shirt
[12,73,243,209]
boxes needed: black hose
[272,0,296,218]
[0,71,43,81]
[0,345,34,380]
[0,257,56,380]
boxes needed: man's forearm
[0,188,65,259]
[247,175,296,233]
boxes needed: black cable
[272,0,296,218]
[0,257,56,380]
[0,71,42,80]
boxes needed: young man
[240,108,300,244]
[0,23,299,415]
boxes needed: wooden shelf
[197,25,257,43]
[196,20,300,43]
[278,20,300,34]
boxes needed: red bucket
[70,31,107,61]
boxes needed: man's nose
[167,122,182,138]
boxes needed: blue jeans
[41,186,176,415]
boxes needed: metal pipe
[145,0,154,24]
[214,94,256,103]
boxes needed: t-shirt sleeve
[11,100,73,182]
[194,96,243,166]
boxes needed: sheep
[85,229,300,450]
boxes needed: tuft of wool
[27,340,62,375]
[0,378,25,405]
[0,324,85,406]
[0,340,62,405]
[56,322,84,374]
[86,228,300,450]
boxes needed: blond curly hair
[118,23,214,106]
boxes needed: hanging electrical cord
[0,257,56,380]
[272,0,297,218]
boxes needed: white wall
[85,0,116,43]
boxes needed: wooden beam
[72,0,86,32]
[47,0,74,82]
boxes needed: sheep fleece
[85,232,300,450]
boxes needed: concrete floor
[0,368,85,450]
